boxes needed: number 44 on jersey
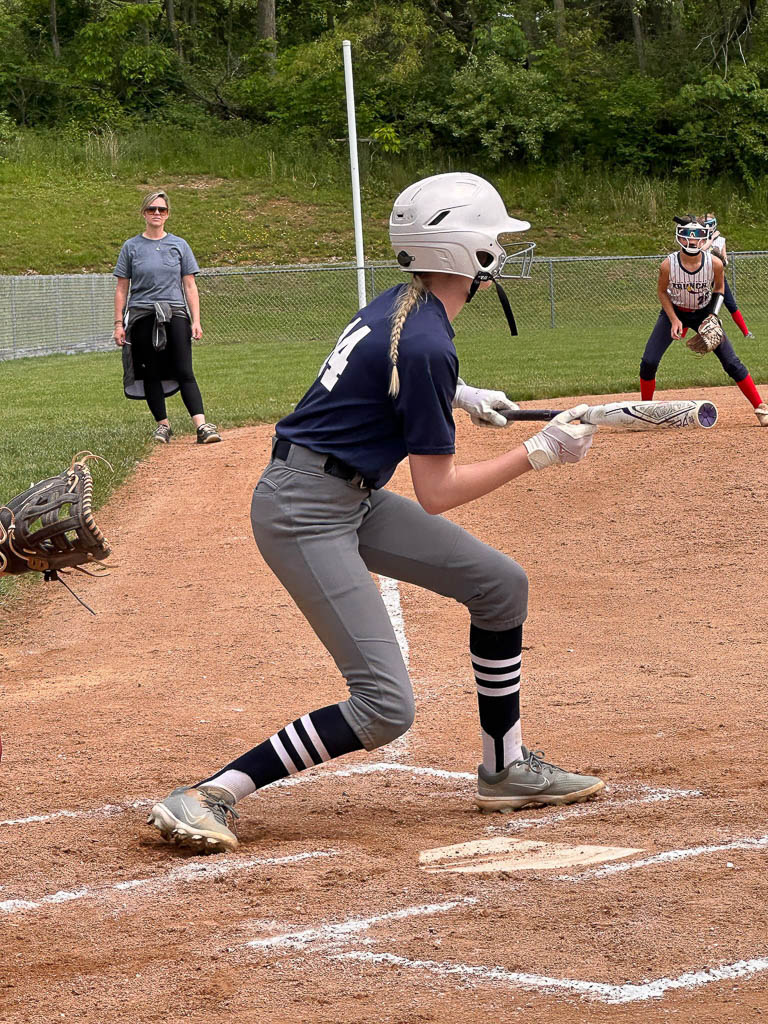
[319,318,371,392]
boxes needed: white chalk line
[245,896,477,951]
[378,574,410,761]
[560,834,768,882]
[0,764,475,831]
[485,785,702,835]
[271,760,475,788]
[0,772,697,833]
[0,799,152,828]
[0,849,337,917]
[330,950,768,1005]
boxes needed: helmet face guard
[497,239,537,280]
[676,223,709,254]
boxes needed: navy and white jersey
[276,285,458,489]
[710,233,726,259]
[665,251,714,312]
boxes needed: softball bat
[503,400,718,430]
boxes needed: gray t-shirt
[113,233,200,307]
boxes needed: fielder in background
[699,212,755,339]
[113,189,221,445]
[148,172,604,854]
[639,219,768,427]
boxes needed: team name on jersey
[666,251,713,311]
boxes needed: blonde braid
[388,276,427,398]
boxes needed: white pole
[342,39,367,308]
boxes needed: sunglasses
[145,205,168,214]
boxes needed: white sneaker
[755,403,768,427]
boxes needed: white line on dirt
[0,773,696,830]
[485,785,701,835]
[245,896,478,950]
[378,575,409,669]
[378,574,410,761]
[0,850,337,916]
[330,950,768,1004]
[0,799,152,828]
[559,834,768,881]
[271,760,476,787]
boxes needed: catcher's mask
[676,222,709,255]
[390,172,535,337]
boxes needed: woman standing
[113,190,221,444]
[148,172,603,855]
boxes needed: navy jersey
[276,285,459,489]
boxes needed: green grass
[4,125,768,603]
[3,315,765,590]
[4,126,768,273]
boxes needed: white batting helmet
[389,173,534,281]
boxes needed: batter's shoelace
[201,792,240,832]
[521,748,563,777]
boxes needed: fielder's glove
[453,379,520,428]
[686,314,724,355]
[0,454,111,577]
[523,405,597,470]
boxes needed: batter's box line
[558,833,768,882]
[0,849,337,917]
[484,783,702,836]
[243,896,478,952]
[0,767,698,831]
[330,950,768,1005]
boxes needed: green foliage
[2,0,768,178]
[434,53,577,161]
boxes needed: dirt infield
[2,385,767,1024]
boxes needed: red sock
[737,374,763,408]
[640,378,656,401]
[732,310,749,336]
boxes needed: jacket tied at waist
[121,302,189,401]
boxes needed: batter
[148,172,604,854]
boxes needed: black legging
[130,314,204,421]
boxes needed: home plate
[419,837,642,874]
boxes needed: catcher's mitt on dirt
[686,314,724,355]
[0,453,111,578]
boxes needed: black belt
[272,439,369,488]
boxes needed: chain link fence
[1,253,765,361]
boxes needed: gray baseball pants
[250,441,528,751]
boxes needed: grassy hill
[3,127,768,274]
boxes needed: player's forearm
[659,291,677,321]
[409,448,533,515]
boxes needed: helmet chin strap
[466,274,518,337]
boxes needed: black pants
[130,314,204,421]
[640,309,748,383]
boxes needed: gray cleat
[476,745,604,812]
[147,784,239,853]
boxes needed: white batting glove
[453,381,520,428]
[523,404,597,470]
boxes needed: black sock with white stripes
[471,623,523,774]
[197,703,364,802]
